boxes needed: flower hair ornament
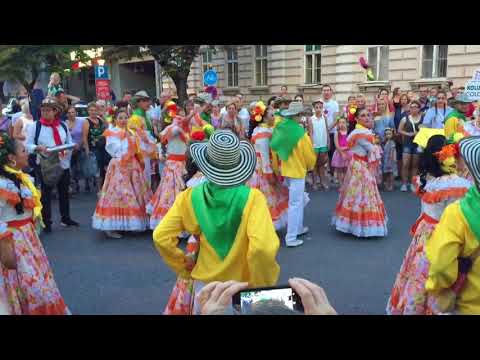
[434,143,460,174]
[163,100,178,124]
[251,101,267,122]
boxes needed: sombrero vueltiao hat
[40,97,63,113]
[190,130,256,187]
[459,135,480,189]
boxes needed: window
[422,45,448,78]
[254,45,268,86]
[202,48,214,77]
[367,46,389,81]
[305,45,321,84]
[226,47,238,87]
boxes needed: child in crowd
[331,117,350,186]
[382,128,397,191]
[307,99,330,191]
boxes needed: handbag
[39,152,64,187]
[80,151,98,178]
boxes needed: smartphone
[232,285,304,314]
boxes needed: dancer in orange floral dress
[147,115,190,230]
[332,108,388,237]
[387,135,472,314]
[92,108,152,239]
[0,133,70,314]
[246,104,289,230]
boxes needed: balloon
[359,56,369,70]
[349,107,356,115]
[367,68,375,81]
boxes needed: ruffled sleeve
[105,131,127,158]
[421,175,472,204]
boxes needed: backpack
[35,121,69,187]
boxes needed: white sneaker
[105,231,122,239]
[400,184,407,192]
[297,226,309,236]
[286,239,304,248]
[409,184,416,192]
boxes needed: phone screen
[234,286,303,314]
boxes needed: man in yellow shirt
[153,130,280,313]
[426,136,480,314]
[270,102,317,247]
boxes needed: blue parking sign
[95,65,109,80]
[203,70,217,86]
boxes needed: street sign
[94,65,109,80]
[464,80,480,101]
[203,69,218,86]
[96,79,111,100]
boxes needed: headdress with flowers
[434,142,461,174]
[163,100,178,125]
[251,101,267,122]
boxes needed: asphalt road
[41,186,420,315]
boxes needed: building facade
[108,45,480,106]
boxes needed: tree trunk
[172,71,189,106]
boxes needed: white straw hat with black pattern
[190,130,256,187]
[460,135,480,188]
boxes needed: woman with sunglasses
[422,91,453,129]
[398,100,423,192]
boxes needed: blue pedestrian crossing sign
[95,65,109,80]
[203,69,218,86]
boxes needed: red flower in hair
[191,131,206,141]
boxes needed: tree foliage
[0,45,89,93]
[103,45,215,104]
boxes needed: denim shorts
[403,142,419,155]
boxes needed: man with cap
[425,136,480,315]
[273,96,292,126]
[153,130,280,314]
[26,98,79,233]
[270,101,317,247]
[443,93,473,141]
[129,90,158,189]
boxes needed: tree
[103,45,215,105]
[0,45,89,94]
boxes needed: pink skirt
[331,150,351,169]
[147,159,187,230]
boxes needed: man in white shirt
[321,84,339,170]
[26,98,78,233]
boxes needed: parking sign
[95,65,109,80]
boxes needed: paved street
[42,187,420,315]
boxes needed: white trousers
[284,177,306,244]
